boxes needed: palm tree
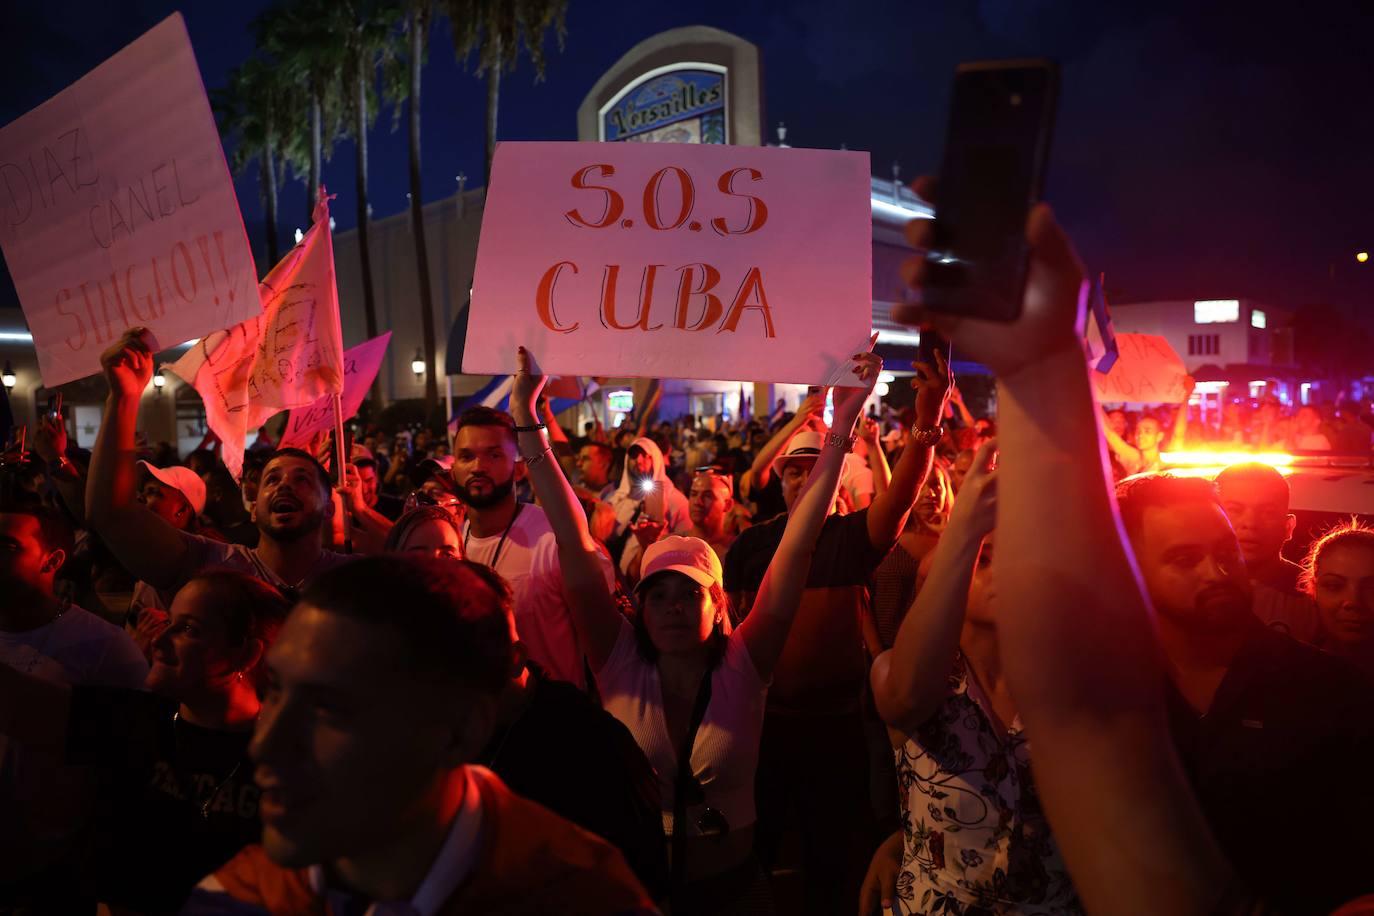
[215,57,288,266]
[254,1,347,223]
[441,0,568,182]
[383,1,441,411]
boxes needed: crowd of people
[2,193,1374,916]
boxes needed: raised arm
[85,329,191,591]
[1100,407,1144,474]
[860,418,891,498]
[32,414,86,527]
[865,354,951,551]
[871,440,996,735]
[895,195,1234,913]
[737,352,880,679]
[740,392,823,499]
[511,348,622,670]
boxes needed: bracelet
[909,425,944,448]
[521,446,553,469]
[824,432,857,453]
[512,422,547,433]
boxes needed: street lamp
[153,370,166,393]
[1358,252,1370,263]
[411,350,426,380]
[1,362,15,390]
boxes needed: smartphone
[924,59,1059,322]
[643,483,666,524]
[917,329,952,372]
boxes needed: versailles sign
[600,67,727,144]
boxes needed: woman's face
[399,518,462,560]
[914,476,950,533]
[641,572,716,654]
[1314,544,1374,646]
[146,580,245,700]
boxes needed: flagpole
[332,392,352,554]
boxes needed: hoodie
[608,438,690,576]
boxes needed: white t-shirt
[463,503,612,688]
[841,452,876,507]
[596,618,769,837]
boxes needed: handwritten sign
[1091,333,1189,404]
[279,332,391,449]
[0,14,260,387]
[464,141,873,385]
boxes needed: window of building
[1251,309,1267,329]
[1194,299,1240,323]
[1188,333,1221,356]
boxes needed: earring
[235,670,244,682]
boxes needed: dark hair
[265,448,333,493]
[1214,462,1291,510]
[301,555,511,694]
[1114,474,1221,542]
[454,406,516,446]
[0,504,75,563]
[182,569,290,687]
[631,572,733,671]
[352,457,378,473]
[1300,520,1374,597]
[580,441,613,463]
[384,506,463,553]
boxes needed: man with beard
[87,330,354,603]
[1116,474,1374,914]
[451,406,608,689]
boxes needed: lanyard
[464,502,525,571]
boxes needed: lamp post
[1,362,15,390]
[411,350,426,381]
[153,370,166,394]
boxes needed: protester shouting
[86,329,354,600]
[510,344,879,915]
[723,350,950,915]
[450,405,610,689]
[0,569,287,913]
[184,555,654,915]
[864,441,1082,914]
[892,181,1238,913]
[0,503,148,907]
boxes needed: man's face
[1107,411,1128,438]
[1134,502,1253,634]
[1137,417,1162,451]
[781,460,816,513]
[628,447,654,482]
[0,513,59,601]
[253,457,332,543]
[355,464,379,508]
[689,475,732,532]
[140,478,193,530]
[576,446,611,489]
[452,426,518,509]
[1217,477,1293,570]
[252,605,492,869]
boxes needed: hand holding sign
[100,327,157,401]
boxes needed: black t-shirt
[748,475,787,522]
[375,493,405,521]
[478,666,668,900]
[723,510,888,713]
[66,687,259,914]
[1166,626,1374,915]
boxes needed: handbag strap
[669,669,715,898]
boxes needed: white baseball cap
[137,461,207,514]
[636,536,723,592]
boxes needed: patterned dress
[892,655,1081,915]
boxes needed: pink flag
[278,332,391,449]
[166,192,345,479]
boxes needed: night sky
[2,0,1372,322]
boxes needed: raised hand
[946,439,997,539]
[511,347,547,425]
[912,347,954,427]
[100,328,158,400]
[893,177,1086,382]
[32,414,68,464]
[832,351,883,429]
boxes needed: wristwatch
[909,425,944,448]
[824,432,857,452]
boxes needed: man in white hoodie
[606,438,690,581]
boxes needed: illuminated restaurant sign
[600,65,726,144]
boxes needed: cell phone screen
[926,59,1059,322]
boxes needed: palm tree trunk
[263,134,280,266]
[355,60,379,345]
[308,91,322,221]
[409,8,439,414]
[484,35,501,183]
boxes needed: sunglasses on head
[403,488,463,516]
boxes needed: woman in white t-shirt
[508,345,880,915]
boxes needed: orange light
[1161,464,1295,479]
[1162,450,1295,468]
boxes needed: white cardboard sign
[0,14,260,386]
[465,141,873,385]
[1091,333,1190,404]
